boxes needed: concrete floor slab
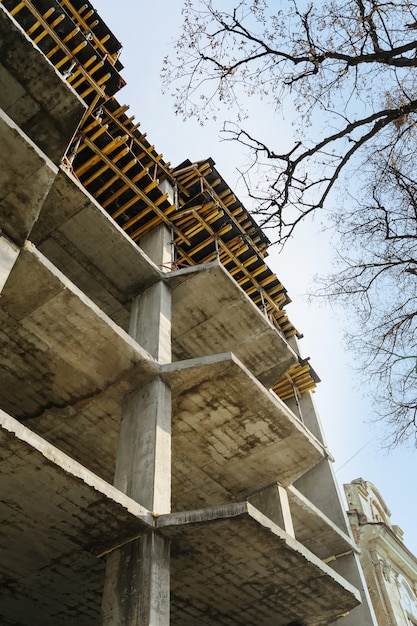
[30,168,163,329]
[0,409,152,625]
[161,353,325,509]
[0,109,58,246]
[0,6,85,164]
[0,245,158,474]
[167,262,298,387]
[157,502,361,626]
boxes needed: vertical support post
[102,224,172,625]
[129,281,172,364]
[113,377,171,513]
[140,223,172,272]
[102,533,170,626]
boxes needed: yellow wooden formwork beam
[111,103,130,118]
[174,163,212,189]
[74,135,188,243]
[92,157,137,199]
[14,0,107,99]
[72,70,110,98]
[35,13,67,44]
[105,169,149,213]
[185,224,232,258]
[182,212,223,241]
[82,146,129,187]
[27,7,56,37]
[174,204,284,324]
[102,105,173,183]
[123,198,177,237]
[80,117,102,135]
[52,39,87,69]
[272,364,317,400]
[9,1,25,16]
[75,123,109,157]
[228,255,257,277]
[74,134,126,177]
[196,176,267,257]
[170,208,203,228]
[119,180,161,228]
[130,212,174,243]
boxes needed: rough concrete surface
[0,5,85,164]
[158,502,361,626]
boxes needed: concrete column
[102,532,170,626]
[102,377,171,625]
[113,377,171,513]
[0,235,19,293]
[102,224,172,625]
[129,281,172,363]
[139,223,173,272]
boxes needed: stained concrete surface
[0,109,58,245]
[0,5,85,165]
[158,503,361,626]
[30,168,163,329]
[0,410,152,626]
[168,262,299,387]
[162,353,325,509]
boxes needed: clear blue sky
[97,1,417,555]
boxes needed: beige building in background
[345,479,417,626]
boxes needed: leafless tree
[316,143,417,447]
[164,0,417,445]
[164,0,417,242]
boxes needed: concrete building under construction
[0,1,377,624]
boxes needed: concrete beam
[0,109,58,246]
[0,244,159,482]
[139,223,173,271]
[248,483,295,537]
[0,243,157,397]
[161,353,325,509]
[166,262,298,387]
[0,6,85,164]
[157,501,361,626]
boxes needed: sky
[96,1,417,556]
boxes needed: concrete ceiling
[0,244,158,480]
[30,168,163,329]
[162,353,325,509]
[158,503,361,626]
[0,410,360,626]
[0,109,57,246]
[167,262,298,387]
[0,410,151,626]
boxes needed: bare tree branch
[164,0,417,242]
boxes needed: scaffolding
[1,0,319,402]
